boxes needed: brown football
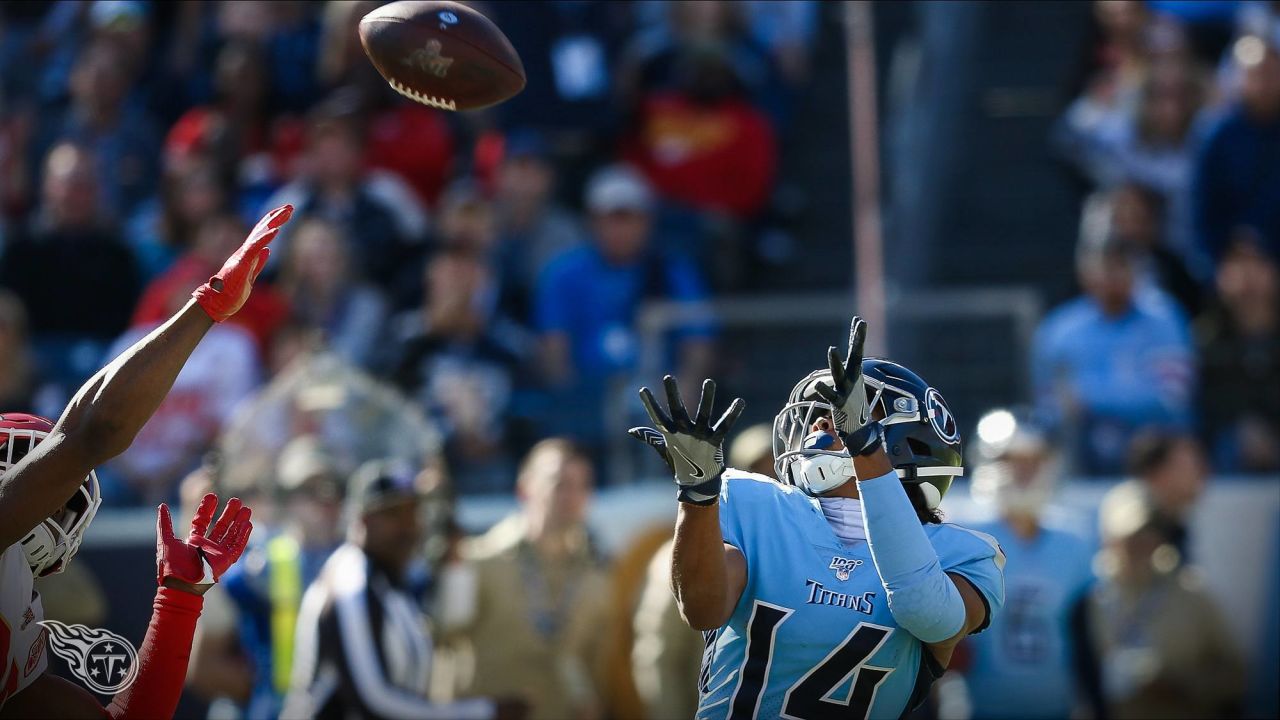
[358,1,525,112]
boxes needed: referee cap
[347,458,421,516]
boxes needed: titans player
[630,317,1005,719]
[960,409,1101,719]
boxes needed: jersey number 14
[727,600,894,720]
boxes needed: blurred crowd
[0,0,816,502]
[1043,0,1279,476]
[2,2,1274,719]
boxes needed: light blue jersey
[698,471,1006,720]
[961,519,1094,720]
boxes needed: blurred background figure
[37,38,159,221]
[437,439,610,720]
[534,165,713,463]
[188,437,344,719]
[386,249,527,494]
[0,141,139,393]
[1032,225,1193,475]
[728,422,776,478]
[491,128,585,323]
[1120,431,1209,561]
[125,153,231,281]
[958,409,1103,720]
[264,101,424,284]
[1194,231,1279,473]
[0,289,44,413]
[631,537,702,720]
[1090,481,1245,719]
[1191,33,1280,266]
[1100,182,1203,316]
[285,459,506,719]
[277,216,387,369]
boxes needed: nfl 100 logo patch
[829,556,864,581]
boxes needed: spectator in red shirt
[623,47,777,220]
[364,102,455,208]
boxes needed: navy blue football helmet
[773,358,964,506]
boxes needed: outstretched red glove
[156,493,253,591]
[192,204,293,322]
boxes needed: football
[358,1,525,112]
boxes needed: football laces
[387,78,457,111]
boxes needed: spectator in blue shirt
[1032,229,1195,475]
[1191,34,1280,265]
[534,164,713,451]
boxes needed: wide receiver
[0,205,293,717]
[630,317,1006,719]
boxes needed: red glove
[192,204,293,322]
[156,493,253,588]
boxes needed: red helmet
[0,413,102,577]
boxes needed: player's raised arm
[817,317,992,663]
[0,494,254,719]
[0,205,292,553]
[630,377,747,630]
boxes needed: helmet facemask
[773,365,963,506]
[1,420,102,577]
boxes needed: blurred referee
[282,459,523,719]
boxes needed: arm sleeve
[859,471,969,643]
[330,585,494,720]
[104,587,204,720]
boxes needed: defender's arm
[0,205,291,552]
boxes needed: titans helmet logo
[925,388,960,445]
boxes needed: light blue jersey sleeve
[929,523,1008,632]
[717,469,790,551]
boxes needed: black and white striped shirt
[282,543,493,720]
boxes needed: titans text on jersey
[697,471,1006,720]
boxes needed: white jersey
[0,543,47,707]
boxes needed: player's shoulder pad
[719,468,810,517]
[927,522,1007,572]
[720,468,805,502]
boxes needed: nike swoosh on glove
[192,204,293,322]
[629,376,744,505]
[814,316,872,435]
[156,493,253,589]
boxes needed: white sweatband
[859,470,966,643]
